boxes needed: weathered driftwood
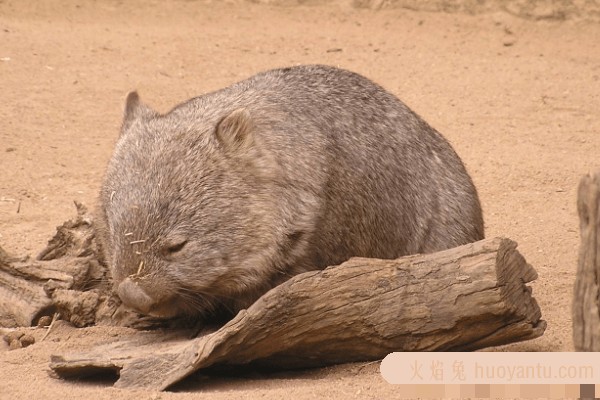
[50,237,545,391]
[573,170,600,351]
[0,247,54,327]
[0,202,110,328]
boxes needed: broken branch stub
[0,202,110,328]
[50,237,545,391]
[0,248,54,328]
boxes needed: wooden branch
[573,170,600,351]
[50,237,545,391]
[0,248,54,327]
[0,202,110,328]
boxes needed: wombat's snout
[117,278,154,315]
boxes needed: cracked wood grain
[50,237,545,390]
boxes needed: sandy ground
[1,0,599,398]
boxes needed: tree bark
[51,237,545,390]
[573,170,600,351]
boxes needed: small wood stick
[41,313,61,341]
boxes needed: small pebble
[37,316,53,327]
[20,334,35,347]
[9,339,22,350]
[4,331,24,344]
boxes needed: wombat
[97,65,484,320]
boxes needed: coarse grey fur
[97,65,484,319]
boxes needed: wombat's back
[173,65,484,269]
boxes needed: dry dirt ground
[1,0,599,399]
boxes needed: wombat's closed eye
[161,240,187,259]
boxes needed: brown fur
[97,65,484,320]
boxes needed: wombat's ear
[120,91,157,135]
[215,108,255,154]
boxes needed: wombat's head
[97,92,280,319]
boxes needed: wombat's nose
[117,278,154,315]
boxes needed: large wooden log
[573,170,600,351]
[51,237,545,391]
